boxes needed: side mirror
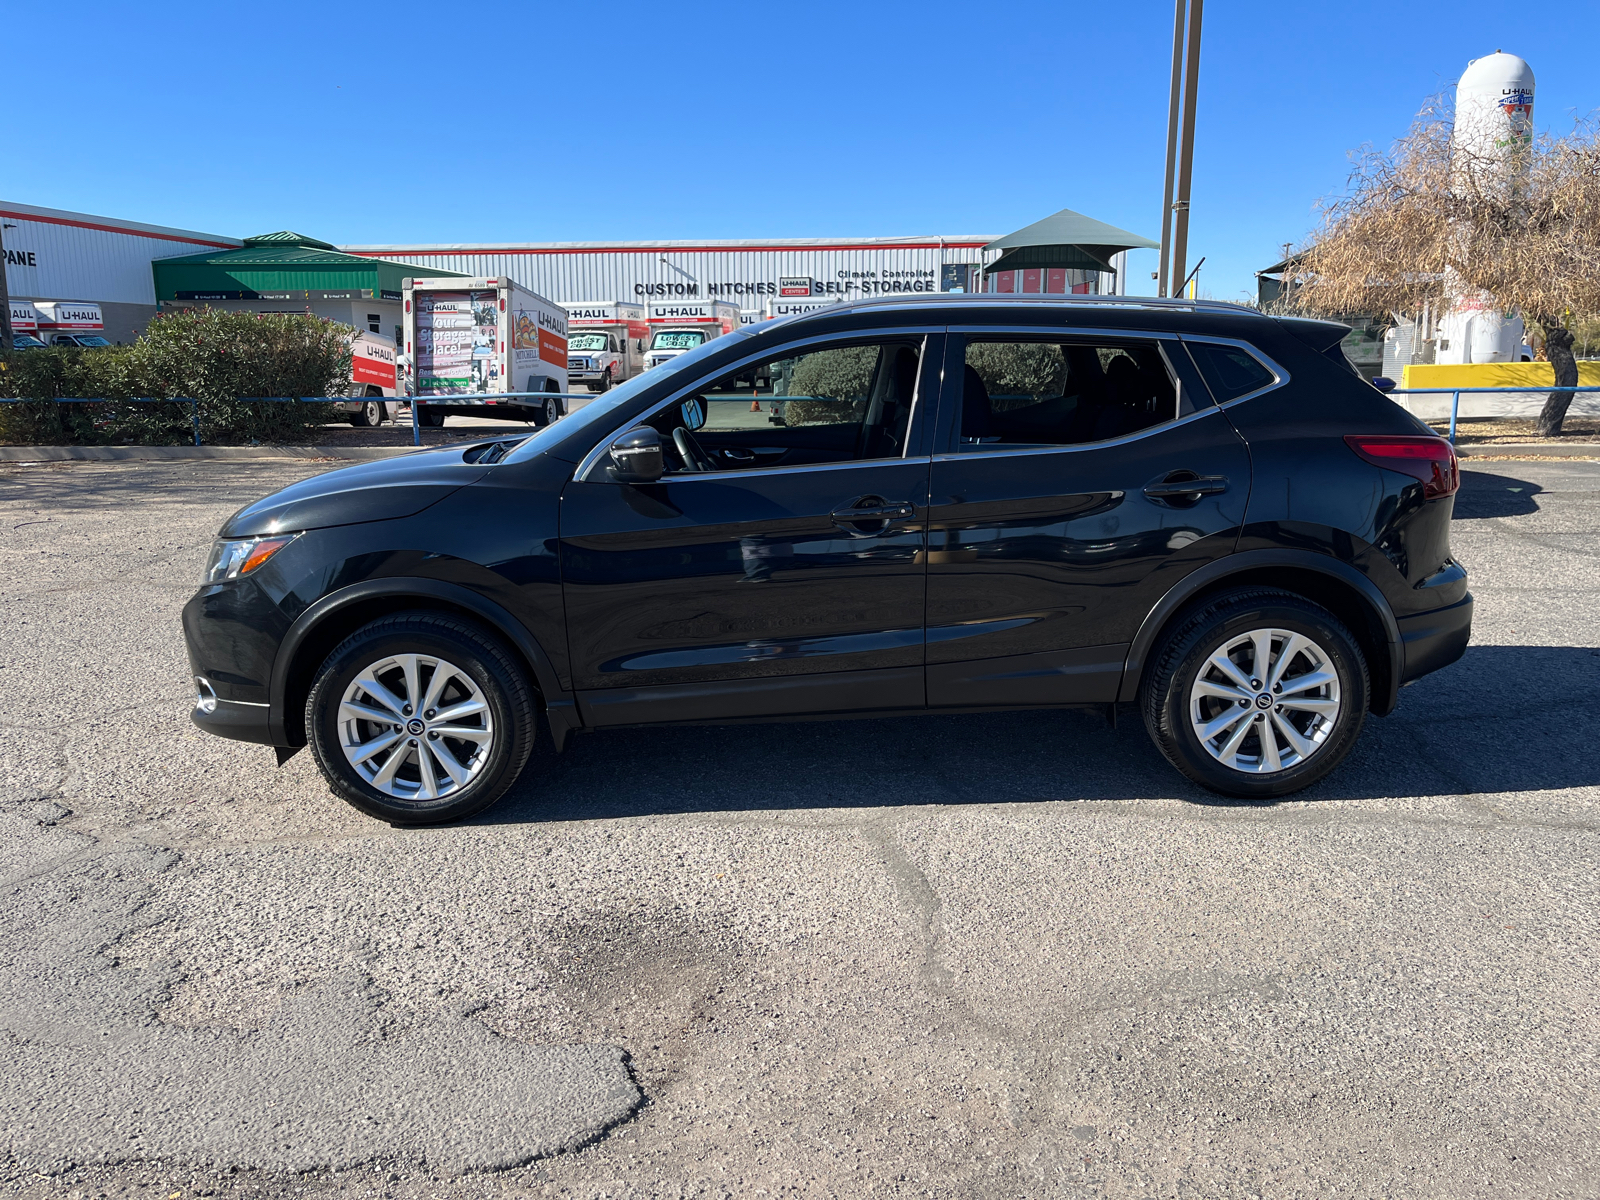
[608,426,664,483]
[1371,376,1397,394]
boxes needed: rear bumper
[1398,593,1473,684]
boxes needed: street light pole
[0,222,13,351]
[1157,0,1204,299]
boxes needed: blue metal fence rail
[0,392,594,447]
[1384,384,1600,442]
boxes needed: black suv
[183,296,1471,823]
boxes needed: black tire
[305,612,537,825]
[1141,588,1369,799]
[596,366,612,393]
[349,399,381,428]
[418,404,446,428]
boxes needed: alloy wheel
[337,653,494,801]
[1188,627,1342,774]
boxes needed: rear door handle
[832,501,915,521]
[1143,475,1228,499]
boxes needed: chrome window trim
[574,326,943,483]
[1177,334,1290,407]
[932,404,1228,464]
[626,456,929,486]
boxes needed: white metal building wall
[340,237,997,307]
[1,201,239,306]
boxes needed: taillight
[1344,435,1460,499]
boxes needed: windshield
[75,336,112,347]
[569,333,610,351]
[503,327,755,465]
[650,330,707,351]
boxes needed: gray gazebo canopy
[984,206,1160,275]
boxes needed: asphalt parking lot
[1,457,1596,1200]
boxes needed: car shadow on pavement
[1454,468,1543,518]
[474,644,1600,826]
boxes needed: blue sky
[9,1,1597,301]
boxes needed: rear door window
[955,338,1180,450]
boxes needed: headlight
[203,534,298,583]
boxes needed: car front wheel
[1142,589,1368,799]
[306,612,536,824]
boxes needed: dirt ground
[1426,415,1600,443]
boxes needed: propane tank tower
[1436,51,1536,364]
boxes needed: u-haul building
[341,235,1036,317]
[1,200,241,343]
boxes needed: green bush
[0,309,353,445]
[0,346,154,444]
[783,345,877,426]
[966,342,1068,408]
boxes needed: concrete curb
[1456,442,1600,458]
[0,444,421,462]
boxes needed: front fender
[267,576,577,747]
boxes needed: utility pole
[1155,0,1185,299]
[1157,0,1204,298]
[0,222,13,351]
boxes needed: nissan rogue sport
[183,295,1472,824]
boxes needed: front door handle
[1143,474,1228,500]
[831,497,916,535]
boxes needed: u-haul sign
[350,332,398,391]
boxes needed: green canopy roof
[151,232,466,302]
[985,207,1159,275]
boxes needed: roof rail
[786,293,1261,319]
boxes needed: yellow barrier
[1401,362,1600,389]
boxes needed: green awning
[151,232,468,302]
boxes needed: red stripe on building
[0,209,238,249]
[345,242,990,258]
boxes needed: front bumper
[190,690,276,745]
[1398,592,1473,684]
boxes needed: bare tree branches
[1289,103,1600,328]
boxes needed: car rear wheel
[1142,589,1368,799]
[306,612,536,824]
[417,404,446,427]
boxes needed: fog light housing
[195,676,218,715]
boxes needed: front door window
[625,339,923,474]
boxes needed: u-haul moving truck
[404,276,569,427]
[334,330,402,427]
[36,301,111,347]
[8,301,46,348]
[643,300,740,370]
[562,300,647,391]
